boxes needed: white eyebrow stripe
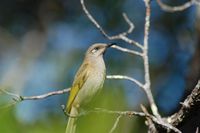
[91,49,97,53]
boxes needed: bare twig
[0,88,22,101]
[80,0,143,50]
[120,13,135,36]
[106,75,144,89]
[107,74,161,116]
[141,1,182,132]
[143,0,160,118]
[62,107,147,118]
[91,108,146,117]
[1,74,144,108]
[109,115,122,133]
[22,88,70,100]
[0,88,70,103]
[141,105,158,133]
[93,107,180,133]
[111,45,143,56]
[156,0,196,12]
[117,35,143,50]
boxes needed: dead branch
[80,0,143,50]
[141,105,181,133]
[106,75,144,89]
[0,88,70,103]
[109,115,122,133]
[143,0,160,118]
[156,0,197,12]
[111,45,143,56]
[167,80,200,127]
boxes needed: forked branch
[80,0,143,50]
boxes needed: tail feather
[65,107,78,133]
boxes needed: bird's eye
[94,47,99,51]
[91,47,99,53]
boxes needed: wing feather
[66,63,90,113]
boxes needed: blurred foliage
[0,108,65,133]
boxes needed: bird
[65,43,113,133]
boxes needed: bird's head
[86,43,114,58]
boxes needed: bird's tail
[65,107,78,133]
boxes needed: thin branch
[80,0,109,38]
[80,0,143,50]
[109,115,122,133]
[141,105,158,133]
[120,13,135,36]
[106,75,144,89]
[111,45,143,56]
[62,107,147,118]
[167,80,200,126]
[22,88,70,100]
[0,88,22,100]
[62,107,171,133]
[90,108,146,117]
[156,0,196,12]
[94,107,180,133]
[0,89,24,108]
[117,35,143,50]
[143,0,160,118]
[0,88,70,103]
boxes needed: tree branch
[156,0,196,12]
[106,75,144,89]
[167,80,200,127]
[143,0,160,118]
[1,74,144,105]
[111,45,143,56]
[0,88,70,103]
[141,105,181,133]
[109,115,122,133]
[80,0,143,50]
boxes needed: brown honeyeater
[65,43,113,133]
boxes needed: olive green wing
[66,63,89,113]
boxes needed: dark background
[0,0,199,133]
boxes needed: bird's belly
[73,75,104,106]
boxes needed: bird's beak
[102,43,116,55]
[107,43,116,48]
